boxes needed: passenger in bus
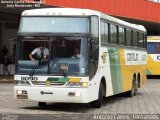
[54,39,73,57]
[60,40,66,47]
[29,46,49,62]
[72,48,82,58]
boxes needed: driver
[29,46,49,62]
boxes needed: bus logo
[46,81,50,86]
[101,52,107,64]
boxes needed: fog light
[17,95,28,99]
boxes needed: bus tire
[126,78,136,97]
[91,82,103,108]
[38,102,47,107]
[134,79,138,96]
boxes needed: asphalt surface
[0,79,160,120]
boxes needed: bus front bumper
[14,86,89,103]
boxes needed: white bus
[14,8,147,108]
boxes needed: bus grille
[31,81,65,86]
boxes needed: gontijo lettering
[127,53,138,61]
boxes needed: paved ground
[0,76,14,83]
[0,79,160,120]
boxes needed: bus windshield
[19,17,89,33]
[17,37,88,76]
[147,42,160,54]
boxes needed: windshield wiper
[50,58,67,78]
[29,60,39,76]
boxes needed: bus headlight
[14,80,31,86]
[66,82,88,87]
[16,90,27,95]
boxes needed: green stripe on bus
[146,69,152,75]
[108,48,123,94]
[47,77,70,82]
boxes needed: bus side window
[105,23,109,44]
[144,34,147,49]
[119,26,125,46]
[133,31,138,47]
[90,16,99,79]
[139,32,144,48]
[100,21,105,44]
[100,20,109,46]
[89,39,99,79]
[91,16,98,38]
[126,29,132,46]
[110,24,118,45]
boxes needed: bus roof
[22,8,146,32]
[147,36,160,42]
[147,36,160,40]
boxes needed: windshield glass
[17,37,88,76]
[19,17,89,33]
[147,42,160,54]
[17,37,49,74]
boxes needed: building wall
[0,23,2,49]
[0,22,17,75]
[45,0,160,23]
[3,28,17,51]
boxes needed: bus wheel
[126,79,136,97]
[91,82,103,108]
[38,102,47,107]
[134,79,138,96]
